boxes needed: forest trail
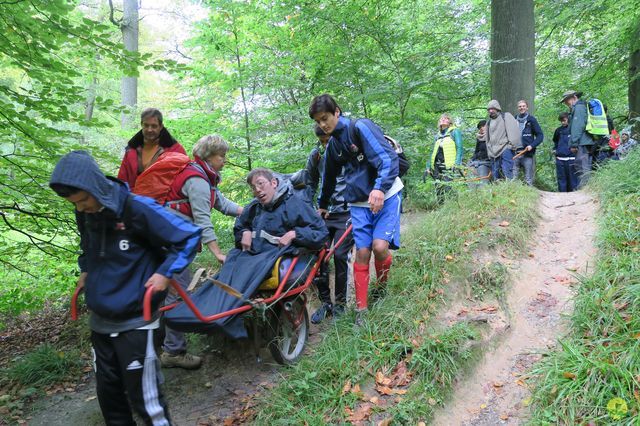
[25,192,598,425]
[432,190,598,425]
[26,214,418,425]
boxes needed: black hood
[126,127,178,149]
[49,150,124,215]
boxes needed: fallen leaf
[370,396,380,405]
[500,413,509,420]
[427,398,437,406]
[342,380,352,395]
[346,403,372,422]
[445,254,454,262]
[528,253,534,258]
[498,221,510,227]
[84,395,97,402]
[378,418,393,426]
[563,372,576,380]
[480,403,487,409]
[492,381,504,388]
[376,385,394,396]
[205,382,213,388]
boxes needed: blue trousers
[490,149,514,181]
[556,158,578,192]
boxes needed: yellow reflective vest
[430,125,458,169]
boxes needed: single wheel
[268,297,309,365]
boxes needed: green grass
[528,150,640,425]
[3,344,84,389]
[254,181,538,424]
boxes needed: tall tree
[490,0,535,114]
[110,0,139,128]
[629,17,640,133]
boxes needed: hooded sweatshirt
[233,177,328,253]
[50,151,201,333]
[486,100,522,158]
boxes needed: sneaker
[354,309,368,328]
[160,351,202,370]
[311,303,333,324]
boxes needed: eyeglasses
[250,179,271,192]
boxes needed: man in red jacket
[117,108,186,189]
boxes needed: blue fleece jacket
[50,151,201,330]
[553,125,573,157]
[517,114,544,155]
[319,116,399,208]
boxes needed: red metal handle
[324,224,353,263]
[71,285,84,320]
[143,250,326,323]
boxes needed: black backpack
[348,119,410,177]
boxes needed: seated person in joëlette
[164,167,328,338]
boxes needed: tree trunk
[629,18,640,136]
[233,28,252,170]
[490,0,535,115]
[120,0,139,129]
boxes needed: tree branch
[108,0,122,27]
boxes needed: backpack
[133,152,192,204]
[585,98,609,136]
[348,119,410,177]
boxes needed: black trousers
[317,211,354,306]
[91,328,171,426]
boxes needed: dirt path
[432,190,597,425]
[25,212,420,425]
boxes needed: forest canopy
[1,0,638,311]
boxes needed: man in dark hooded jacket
[164,168,328,339]
[50,150,201,426]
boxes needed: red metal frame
[71,225,353,322]
[141,249,325,322]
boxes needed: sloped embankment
[254,182,539,424]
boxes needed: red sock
[354,262,370,310]
[374,254,393,284]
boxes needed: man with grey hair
[118,108,186,189]
[485,100,522,180]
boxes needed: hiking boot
[354,309,368,328]
[332,304,346,320]
[160,352,202,370]
[311,303,333,324]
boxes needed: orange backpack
[133,152,192,204]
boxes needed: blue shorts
[350,192,401,250]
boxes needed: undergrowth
[528,150,640,425]
[255,181,538,424]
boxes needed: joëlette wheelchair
[71,225,352,365]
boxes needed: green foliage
[3,344,83,388]
[528,151,640,424]
[255,182,538,423]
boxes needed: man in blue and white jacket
[513,99,544,186]
[50,150,201,426]
[309,94,402,326]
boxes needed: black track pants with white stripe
[91,329,171,426]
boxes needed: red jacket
[117,128,186,189]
